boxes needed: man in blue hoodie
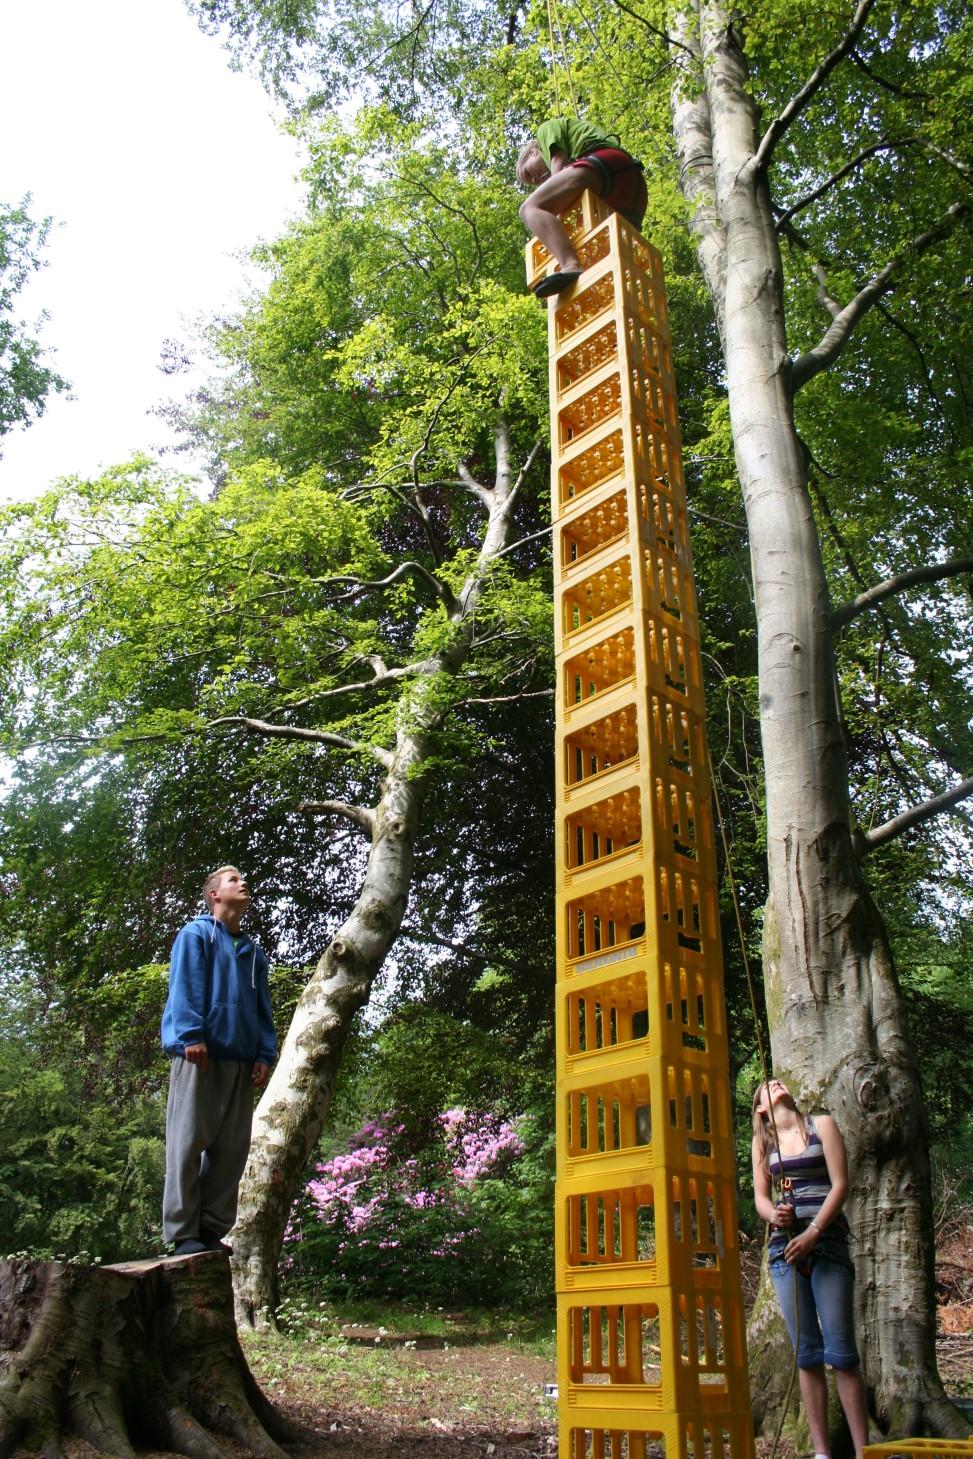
[161,865,277,1256]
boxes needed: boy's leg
[198,1060,254,1238]
[163,1056,227,1244]
[519,168,591,273]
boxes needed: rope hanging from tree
[545,0,579,115]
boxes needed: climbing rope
[545,0,580,116]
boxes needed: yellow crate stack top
[529,195,755,1459]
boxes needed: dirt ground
[45,1224,973,1459]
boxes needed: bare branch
[791,200,968,392]
[205,714,393,767]
[459,689,554,706]
[398,925,493,962]
[244,659,439,714]
[849,48,929,101]
[457,461,492,504]
[298,799,377,838]
[496,522,553,560]
[502,437,543,517]
[609,0,695,55]
[776,139,916,229]
[833,556,973,628]
[398,170,485,280]
[861,776,973,853]
[916,139,973,186]
[812,260,843,320]
[327,560,457,612]
[410,344,492,494]
[753,0,877,171]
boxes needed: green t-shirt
[535,116,619,169]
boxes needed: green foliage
[284,1102,553,1307]
[0,994,166,1260]
[0,197,69,446]
[5,0,973,1277]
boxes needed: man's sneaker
[173,1238,208,1256]
[200,1228,232,1255]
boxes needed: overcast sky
[0,0,305,500]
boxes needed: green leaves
[0,197,69,446]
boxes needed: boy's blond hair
[202,865,240,907]
[516,139,545,186]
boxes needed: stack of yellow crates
[528,194,754,1459]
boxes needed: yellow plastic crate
[539,202,753,1458]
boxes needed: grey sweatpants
[162,1057,254,1243]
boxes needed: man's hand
[184,1042,209,1073]
[252,1062,270,1088]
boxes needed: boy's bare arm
[549,148,569,174]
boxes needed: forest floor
[237,1217,973,1459]
[52,1217,973,1459]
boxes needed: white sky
[0,0,305,499]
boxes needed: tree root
[0,1254,300,1459]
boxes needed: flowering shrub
[283,1107,551,1306]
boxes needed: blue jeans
[769,1231,860,1370]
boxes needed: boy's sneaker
[200,1228,232,1255]
[173,1238,208,1256]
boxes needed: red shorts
[569,147,647,229]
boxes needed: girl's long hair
[751,1082,808,1182]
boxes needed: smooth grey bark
[670,1,965,1439]
[230,423,528,1326]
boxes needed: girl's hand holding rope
[784,1223,822,1265]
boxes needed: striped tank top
[768,1114,843,1225]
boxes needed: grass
[276,1287,557,1354]
[240,1307,560,1440]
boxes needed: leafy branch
[753,0,877,172]
[791,201,968,392]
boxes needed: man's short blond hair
[202,866,240,907]
[516,139,544,186]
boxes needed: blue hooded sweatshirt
[161,914,277,1065]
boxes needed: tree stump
[0,1253,300,1459]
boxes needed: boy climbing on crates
[161,865,277,1257]
[517,116,647,298]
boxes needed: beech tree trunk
[0,1254,297,1459]
[230,424,526,1325]
[670,1,965,1439]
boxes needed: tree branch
[609,0,695,55]
[776,139,916,229]
[753,0,877,171]
[791,200,968,392]
[832,556,973,628]
[326,560,457,611]
[206,715,393,767]
[459,689,554,706]
[298,799,377,837]
[457,461,492,504]
[495,522,553,560]
[861,776,973,853]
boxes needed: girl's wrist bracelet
[810,1221,822,1235]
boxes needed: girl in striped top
[752,1079,869,1459]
